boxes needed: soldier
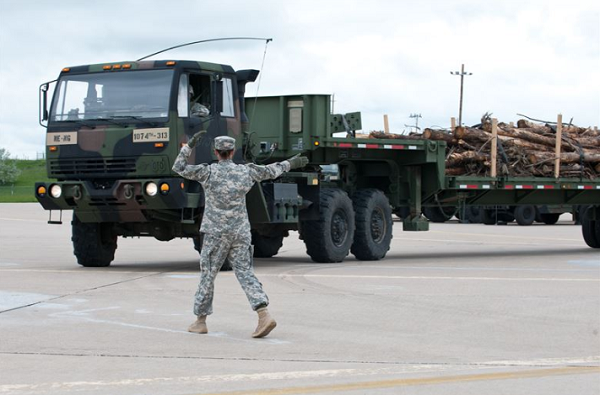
[188,85,209,117]
[172,131,308,338]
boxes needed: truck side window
[189,74,211,117]
[221,77,235,117]
[177,74,189,118]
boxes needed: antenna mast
[137,37,273,61]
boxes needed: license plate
[46,131,77,145]
[133,128,170,143]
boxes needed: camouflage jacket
[172,145,291,238]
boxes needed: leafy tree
[0,148,21,185]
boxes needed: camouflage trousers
[193,233,269,316]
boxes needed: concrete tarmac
[0,203,599,395]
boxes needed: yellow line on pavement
[192,366,600,395]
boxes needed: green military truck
[35,59,600,267]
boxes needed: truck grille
[49,158,137,177]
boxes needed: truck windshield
[50,69,174,121]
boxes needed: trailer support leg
[403,167,429,231]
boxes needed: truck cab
[36,60,262,266]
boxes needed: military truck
[35,59,600,267]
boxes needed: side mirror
[39,80,55,127]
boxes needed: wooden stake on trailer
[491,118,498,178]
[555,114,563,178]
[451,117,456,131]
[384,114,390,134]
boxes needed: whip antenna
[248,39,271,133]
[137,37,273,61]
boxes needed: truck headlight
[49,184,62,198]
[145,182,158,197]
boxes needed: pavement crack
[0,270,178,315]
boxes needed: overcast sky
[1,0,598,158]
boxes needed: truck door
[177,72,220,165]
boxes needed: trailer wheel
[72,216,117,267]
[303,189,355,263]
[423,206,455,223]
[539,213,560,225]
[252,231,285,258]
[482,209,498,225]
[514,206,535,226]
[193,234,232,271]
[351,189,393,261]
[465,206,484,223]
[581,209,600,248]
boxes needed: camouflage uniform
[190,102,209,117]
[172,138,290,316]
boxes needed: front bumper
[35,178,202,222]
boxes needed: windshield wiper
[111,115,158,127]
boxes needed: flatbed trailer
[246,94,600,260]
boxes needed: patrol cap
[214,136,235,151]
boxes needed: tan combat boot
[188,315,208,334]
[252,307,277,338]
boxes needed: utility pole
[409,113,422,133]
[450,64,472,127]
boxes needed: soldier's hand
[187,130,207,148]
[287,154,309,169]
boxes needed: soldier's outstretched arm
[247,162,291,182]
[172,145,210,182]
[247,155,308,182]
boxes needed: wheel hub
[371,208,386,243]
[331,209,348,247]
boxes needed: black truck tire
[252,231,284,258]
[539,213,560,225]
[482,208,514,225]
[581,209,600,248]
[72,216,117,267]
[423,206,455,223]
[303,188,355,263]
[465,206,484,223]
[514,205,536,226]
[351,189,393,261]
[193,234,232,271]
[482,208,498,225]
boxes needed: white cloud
[0,0,598,157]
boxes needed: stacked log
[368,118,600,179]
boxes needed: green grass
[0,160,50,202]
